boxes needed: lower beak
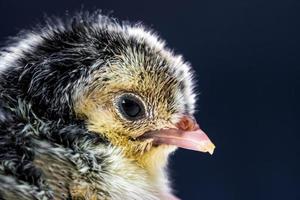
[139,116,215,155]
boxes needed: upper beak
[139,116,215,154]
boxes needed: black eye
[116,94,145,120]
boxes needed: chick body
[0,12,199,200]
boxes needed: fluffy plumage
[0,11,214,200]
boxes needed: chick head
[72,22,215,173]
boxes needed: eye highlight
[115,93,146,121]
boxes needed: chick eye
[116,93,145,120]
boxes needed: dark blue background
[0,0,299,199]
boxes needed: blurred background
[0,0,299,199]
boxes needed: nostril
[176,115,196,131]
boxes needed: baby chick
[0,11,215,200]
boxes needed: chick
[0,12,215,200]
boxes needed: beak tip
[205,143,216,155]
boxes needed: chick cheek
[139,116,215,154]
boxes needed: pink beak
[140,116,215,154]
